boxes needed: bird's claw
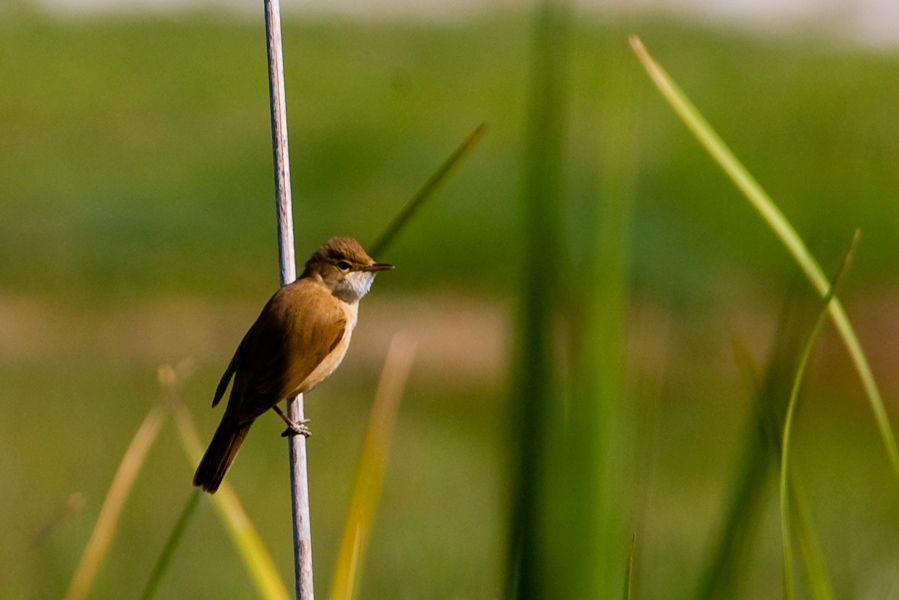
[281,418,311,438]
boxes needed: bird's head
[302,237,393,302]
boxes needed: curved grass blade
[790,480,833,600]
[329,335,416,600]
[160,365,290,600]
[629,35,899,484]
[698,328,796,600]
[780,231,856,599]
[728,333,833,600]
[369,123,486,257]
[64,404,167,600]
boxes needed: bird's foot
[281,418,311,438]
[271,405,312,438]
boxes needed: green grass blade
[369,123,486,257]
[139,490,201,600]
[729,332,833,600]
[328,336,416,600]
[790,480,834,600]
[160,365,291,600]
[623,534,636,600]
[780,232,856,599]
[779,308,825,600]
[629,35,899,484]
[64,404,168,600]
[697,335,784,599]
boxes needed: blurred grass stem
[567,59,638,596]
[508,0,568,596]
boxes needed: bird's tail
[193,420,251,493]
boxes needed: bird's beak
[362,262,394,272]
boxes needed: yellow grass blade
[64,404,167,600]
[329,335,417,600]
[159,364,290,600]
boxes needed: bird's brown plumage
[194,237,389,493]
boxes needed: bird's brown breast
[226,277,358,422]
[292,297,357,395]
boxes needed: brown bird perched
[194,237,393,493]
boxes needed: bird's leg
[272,405,311,438]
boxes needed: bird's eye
[337,260,352,271]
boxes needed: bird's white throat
[335,271,376,303]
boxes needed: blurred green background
[3,3,899,598]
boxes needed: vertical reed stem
[262,0,313,597]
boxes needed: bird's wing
[211,326,253,407]
[229,280,347,421]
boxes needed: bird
[193,237,393,493]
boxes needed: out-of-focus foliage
[3,9,899,599]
